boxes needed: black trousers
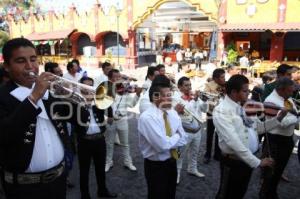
[144,158,177,199]
[3,170,66,199]
[205,118,221,160]
[260,134,294,199]
[216,155,253,199]
[77,136,107,197]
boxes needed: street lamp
[115,2,123,67]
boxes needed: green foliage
[226,41,236,51]
[227,49,238,64]
[0,30,9,50]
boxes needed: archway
[69,32,95,57]
[133,0,218,66]
[95,31,126,56]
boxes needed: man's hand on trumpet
[29,72,55,104]
[174,103,185,115]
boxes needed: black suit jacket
[73,105,112,140]
[0,81,84,173]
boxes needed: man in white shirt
[0,38,79,199]
[260,77,298,199]
[138,76,187,199]
[105,69,142,172]
[94,62,112,87]
[213,74,287,199]
[141,67,159,92]
[174,77,208,183]
[63,61,82,83]
[75,77,117,199]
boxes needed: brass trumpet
[29,72,114,109]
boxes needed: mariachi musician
[173,76,208,184]
[203,68,226,163]
[105,69,142,172]
[73,77,117,199]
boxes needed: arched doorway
[103,32,126,56]
[69,32,95,57]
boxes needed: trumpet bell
[94,82,114,109]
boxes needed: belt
[83,133,105,140]
[222,153,240,160]
[4,162,65,184]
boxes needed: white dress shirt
[139,89,152,114]
[112,93,139,119]
[86,106,101,135]
[172,91,208,124]
[138,104,187,161]
[94,73,108,88]
[10,85,64,172]
[142,79,152,91]
[213,95,280,168]
[265,90,299,136]
[63,72,82,82]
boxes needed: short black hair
[212,68,225,79]
[71,59,80,66]
[276,77,294,90]
[66,62,76,71]
[44,62,59,73]
[276,64,293,76]
[226,74,249,95]
[149,75,171,102]
[108,69,120,79]
[79,76,94,85]
[156,64,165,70]
[146,67,158,79]
[102,62,111,70]
[2,38,35,64]
[177,76,190,87]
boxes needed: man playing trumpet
[173,77,208,183]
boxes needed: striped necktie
[163,111,179,160]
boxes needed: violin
[244,101,299,117]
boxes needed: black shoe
[203,156,210,164]
[98,190,118,198]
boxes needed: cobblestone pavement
[67,113,300,199]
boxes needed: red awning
[219,23,300,32]
[25,29,77,41]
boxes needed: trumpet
[198,91,222,101]
[29,72,114,109]
[172,97,204,124]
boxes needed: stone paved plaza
[67,113,300,199]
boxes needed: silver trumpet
[29,72,114,109]
[172,97,205,124]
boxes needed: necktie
[284,99,293,110]
[163,112,179,160]
[240,108,253,128]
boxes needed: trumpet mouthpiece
[29,72,36,77]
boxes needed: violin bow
[257,92,273,159]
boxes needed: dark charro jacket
[73,105,113,140]
[0,81,88,173]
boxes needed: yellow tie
[284,99,293,110]
[163,112,179,160]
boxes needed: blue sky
[37,0,123,14]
